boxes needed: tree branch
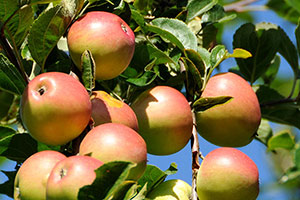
[224,0,266,12]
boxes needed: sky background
[0,0,298,199]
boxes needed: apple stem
[191,112,201,200]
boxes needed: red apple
[20,72,92,146]
[131,86,193,155]
[46,155,103,200]
[67,11,135,80]
[197,147,259,200]
[14,150,66,200]
[91,91,138,131]
[196,72,261,147]
[79,123,147,180]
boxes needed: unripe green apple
[79,123,147,180]
[146,179,192,200]
[46,155,103,200]
[131,86,193,155]
[91,91,138,131]
[14,150,66,200]
[196,72,261,147]
[20,72,92,146]
[197,147,259,200]
[67,11,135,80]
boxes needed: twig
[224,0,266,12]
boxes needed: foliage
[0,0,300,199]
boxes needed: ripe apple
[20,72,92,146]
[79,123,147,180]
[146,179,192,200]
[197,147,259,200]
[14,150,66,200]
[46,155,103,200]
[196,72,261,147]
[131,86,193,155]
[91,91,138,131]
[67,11,135,80]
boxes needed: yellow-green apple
[146,179,192,200]
[20,72,92,146]
[67,11,135,80]
[46,155,103,200]
[91,91,138,131]
[131,86,193,155]
[79,123,147,180]
[197,147,259,200]
[196,72,261,147]
[14,150,66,200]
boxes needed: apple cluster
[14,10,261,200]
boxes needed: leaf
[4,5,34,48]
[255,118,273,145]
[44,46,71,73]
[182,57,203,95]
[186,0,218,22]
[262,55,280,84]
[228,48,252,59]
[201,4,236,24]
[0,0,19,24]
[131,9,147,33]
[30,0,62,4]
[184,49,205,76]
[137,165,168,194]
[277,27,299,76]
[125,70,158,87]
[81,50,95,94]
[133,0,154,12]
[0,54,27,95]
[0,125,16,140]
[0,91,14,120]
[78,161,136,200]
[295,19,300,57]
[233,23,281,83]
[286,0,300,14]
[164,162,178,176]
[0,170,17,198]
[0,133,38,162]
[295,146,300,169]
[192,96,233,112]
[267,0,300,24]
[268,130,295,150]
[149,18,197,51]
[28,4,72,68]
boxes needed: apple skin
[197,147,259,200]
[79,123,147,180]
[131,86,193,155]
[67,11,135,80]
[196,72,261,147]
[46,155,103,200]
[20,72,92,146]
[91,91,138,131]
[14,150,66,200]
[146,179,192,200]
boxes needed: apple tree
[0,0,300,199]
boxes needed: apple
[20,72,92,146]
[91,91,138,131]
[131,86,193,155]
[46,155,103,200]
[67,11,135,80]
[14,150,66,200]
[197,147,259,200]
[146,179,192,200]
[196,72,261,147]
[79,123,147,180]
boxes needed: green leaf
[131,9,147,33]
[268,130,295,150]
[44,46,71,73]
[125,70,158,87]
[0,0,19,24]
[0,170,17,198]
[233,23,281,83]
[192,96,233,112]
[262,55,280,85]
[164,162,178,176]
[81,50,95,94]
[295,19,300,57]
[0,54,27,95]
[28,5,72,68]
[255,118,273,145]
[137,165,168,194]
[210,45,227,69]
[267,0,300,24]
[295,146,300,169]
[0,133,38,162]
[201,4,236,24]
[0,91,14,120]
[197,47,211,69]
[78,161,136,200]
[279,169,300,185]
[184,49,205,76]
[182,57,203,95]
[149,18,197,51]
[4,5,34,48]
[286,0,300,14]
[277,27,299,76]
[133,0,154,12]
[186,0,218,22]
